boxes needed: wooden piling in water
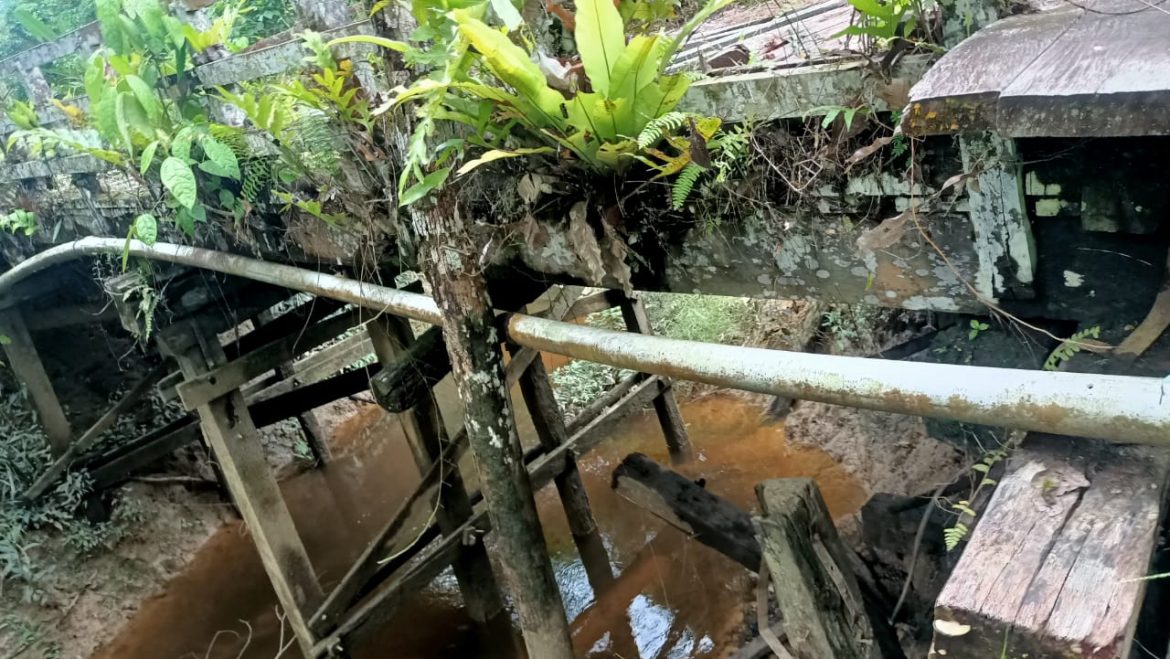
[367,313,503,623]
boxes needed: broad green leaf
[456,147,554,175]
[200,138,241,180]
[84,54,107,104]
[139,140,159,174]
[609,35,664,101]
[176,208,195,236]
[125,75,163,124]
[326,35,410,52]
[489,0,523,31]
[171,126,197,162]
[13,8,56,42]
[160,157,198,209]
[399,166,452,206]
[452,10,566,127]
[134,213,158,246]
[114,92,134,154]
[575,0,626,97]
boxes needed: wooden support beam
[613,452,762,570]
[565,289,624,321]
[255,308,331,464]
[367,314,502,623]
[368,324,448,414]
[513,344,613,590]
[505,286,583,384]
[24,363,168,500]
[89,417,201,490]
[618,294,693,463]
[225,296,347,360]
[289,332,373,385]
[0,308,72,454]
[755,479,877,659]
[177,306,363,408]
[160,324,325,657]
[931,436,1169,659]
[315,374,665,654]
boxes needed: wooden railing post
[366,314,503,623]
[159,322,324,657]
[618,293,694,463]
[0,307,72,454]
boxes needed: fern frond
[1043,326,1101,371]
[638,111,690,149]
[671,163,704,210]
[944,523,969,551]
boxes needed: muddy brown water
[93,383,865,659]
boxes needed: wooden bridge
[3,0,1170,657]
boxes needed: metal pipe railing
[6,237,1169,445]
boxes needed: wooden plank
[366,314,502,623]
[23,364,168,500]
[0,309,72,454]
[368,324,449,414]
[932,436,1169,658]
[254,308,332,465]
[290,332,373,384]
[88,418,201,490]
[162,324,324,657]
[997,4,1170,138]
[755,478,877,659]
[903,10,1077,136]
[619,295,693,463]
[0,22,103,76]
[566,289,624,321]
[613,453,761,569]
[316,375,665,650]
[193,20,377,86]
[960,133,1034,299]
[176,306,363,409]
[225,296,346,360]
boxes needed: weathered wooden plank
[755,478,877,659]
[225,296,346,360]
[87,417,201,490]
[23,363,168,501]
[566,289,624,320]
[680,54,931,124]
[368,324,448,414]
[0,309,72,454]
[0,22,103,76]
[289,332,373,384]
[249,366,375,426]
[254,307,332,464]
[613,452,761,569]
[960,133,1034,299]
[903,10,1077,136]
[176,307,363,409]
[996,3,1170,138]
[366,314,502,622]
[619,295,693,463]
[193,20,376,86]
[162,325,324,657]
[931,436,1169,659]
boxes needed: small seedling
[968,319,990,340]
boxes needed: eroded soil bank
[91,393,881,659]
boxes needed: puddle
[93,381,866,659]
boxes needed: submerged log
[931,435,1170,659]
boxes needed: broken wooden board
[906,0,1170,137]
[931,435,1170,658]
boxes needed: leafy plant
[944,443,1012,551]
[1043,325,1102,371]
[836,0,924,45]
[0,209,37,236]
[968,318,989,340]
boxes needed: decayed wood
[367,314,502,623]
[161,324,324,656]
[0,308,72,454]
[287,331,373,385]
[24,363,168,500]
[755,478,877,659]
[619,294,694,463]
[931,436,1169,659]
[613,453,762,569]
[368,325,448,414]
[960,133,1034,298]
[318,374,666,652]
[565,289,623,321]
[1116,248,1170,359]
[514,346,612,589]
[177,306,363,408]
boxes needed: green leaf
[13,8,56,42]
[452,10,566,127]
[171,126,197,162]
[489,0,523,31]
[176,208,195,236]
[134,213,158,246]
[160,157,198,209]
[125,75,163,124]
[139,140,159,174]
[658,0,734,74]
[609,35,664,101]
[456,147,554,176]
[200,138,241,180]
[325,35,410,52]
[399,166,452,206]
[114,92,134,154]
[575,0,626,97]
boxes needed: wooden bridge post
[0,307,72,454]
[255,307,333,464]
[159,322,325,657]
[754,478,877,659]
[416,195,573,659]
[619,293,694,463]
[366,314,503,623]
[512,344,616,592]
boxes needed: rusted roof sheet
[905,0,1170,137]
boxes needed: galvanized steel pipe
[6,238,1170,445]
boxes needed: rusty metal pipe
[7,238,1170,445]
